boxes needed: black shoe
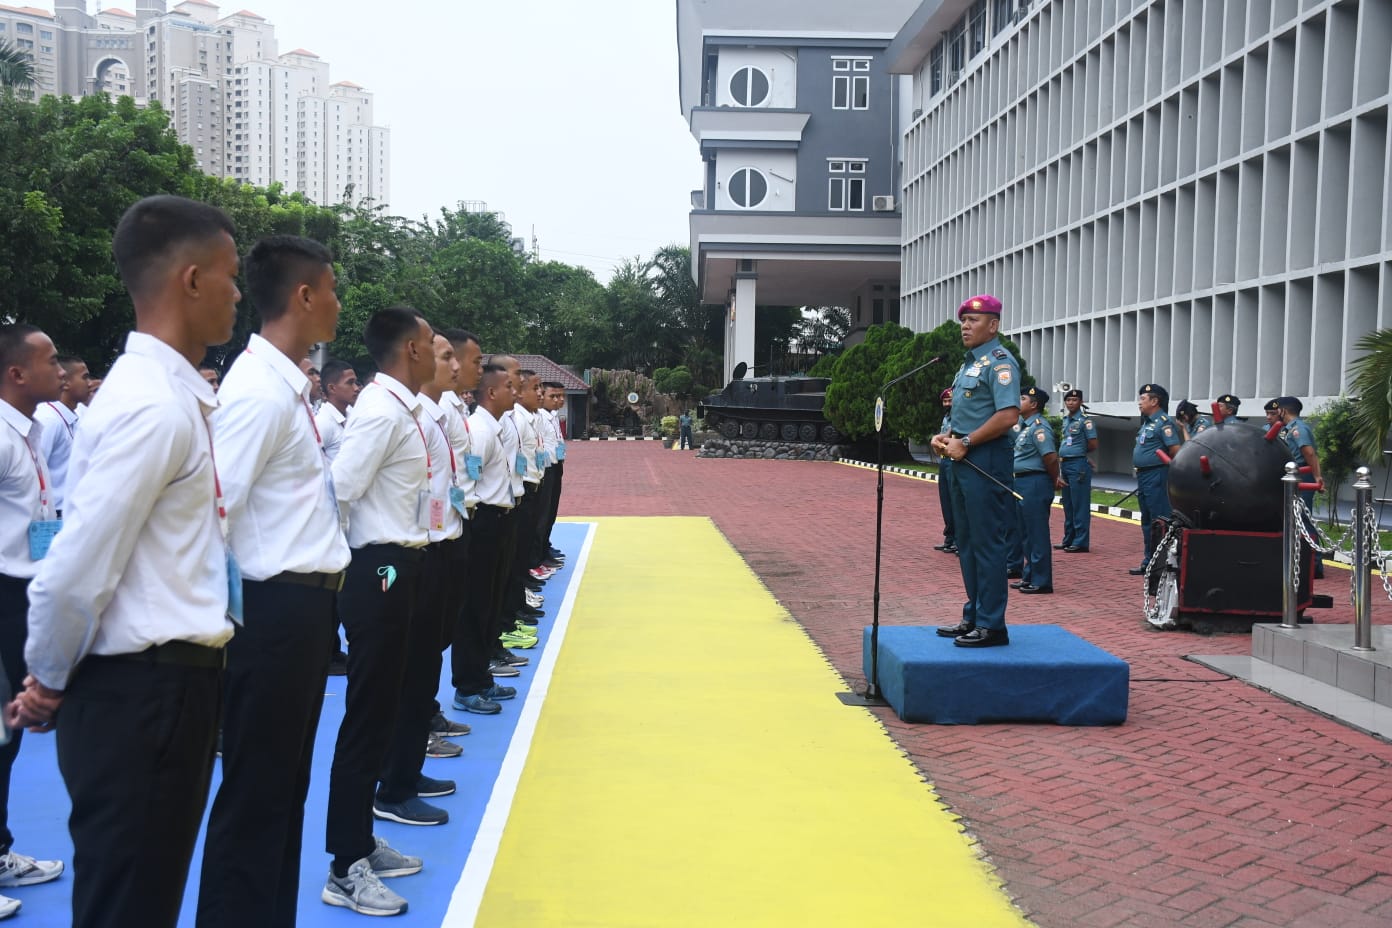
[1019,584,1053,594]
[327,650,348,676]
[525,582,543,593]
[1053,543,1068,550]
[516,607,543,620]
[936,622,974,638]
[933,542,954,552]
[954,627,1010,648]
[430,711,471,738]
[1010,580,1025,589]
[416,774,456,798]
[1064,546,1089,553]
[1007,569,1022,579]
[1128,566,1146,576]
[944,544,959,555]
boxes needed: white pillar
[723,297,735,384]
[731,272,756,379]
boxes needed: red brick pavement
[561,443,1392,928]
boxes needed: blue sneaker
[453,691,501,714]
[483,683,516,701]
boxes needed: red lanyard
[303,398,323,448]
[20,433,50,518]
[433,418,457,477]
[201,422,228,539]
[45,402,75,437]
[378,383,432,480]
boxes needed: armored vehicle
[696,362,842,444]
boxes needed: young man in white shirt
[542,383,568,563]
[33,354,92,517]
[0,323,67,920]
[324,306,437,917]
[10,195,240,928]
[316,359,359,464]
[197,235,352,928]
[453,366,520,714]
[504,371,547,639]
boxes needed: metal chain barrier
[1142,521,1182,627]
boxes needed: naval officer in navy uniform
[931,294,1020,648]
[932,388,957,554]
[1012,385,1058,594]
[1057,387,1096,552]
[1130,383,1183,575]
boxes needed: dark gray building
[676,0,921,383]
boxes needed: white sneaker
[0,894,18,919]
[322,858,408,916]
[0,851,63,887]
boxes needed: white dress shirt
[512,405,543,486]
[500,409,524,499]
[26,332,235,690]
[34,401,77,512]
[537,408,558,470]
[315,402,348,463]
[417,392,464,543]
[332,373,431,550]
[440,391,478,506]
[0,399,54,580]
[468,406,514,508]
[212,334,351,581]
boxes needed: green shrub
[660,415,679,438]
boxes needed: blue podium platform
[862,625,1129,725]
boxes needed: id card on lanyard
[382,386,436,532]
[206,424,242,625]
[20,431,61,561]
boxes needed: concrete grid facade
[893,0,1392,421]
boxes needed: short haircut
[518,368,537,379]
[112,195,236,299]
[479,367,509,392]
[363,306,425,366]
[0,324,43,371]
[542,380,564,390]
[57,354,86,370]
[321,358,355,387]
[244,235,333,323]
[440,328,480,350]
[198,362,220,375]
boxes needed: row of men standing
[2,194,571,926]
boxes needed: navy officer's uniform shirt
[1280,417,1316,463]
[1191,414,1214,435]
[1013,413,1055,473]
[950,337,1020,433]
[1133,411,1182,468]
[1059,409,1096,459]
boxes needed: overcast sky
[202,0,703,280]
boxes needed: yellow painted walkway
[476,516,1029,927]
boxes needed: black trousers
[494,500,522,640]
[197,579,337,928]
[0,574,30,856]
[545,461,564,546]
[378,535,465,802]
[59,654,222,928]
[501,485,538,627]
[534,475,557,564]
[326,543,423,863]
[454,507,510,695]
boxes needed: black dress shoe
[933,542,954,551]
[936,622,974,638]
[1064,546,1089,553]
[944,544,958,554]
[1128,566,1146,576]
[1019,584,1053,594]
[1053,543,1068,550]
[1007,569,1022,579]
[954,627,1010,648]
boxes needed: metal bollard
[1353,467,1375,651]
[1281,462,1299,629]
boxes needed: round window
[729,66,770,107]
[728,168,768,208]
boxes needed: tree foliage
[1310,395,1360,521]
[822,323,914,441]
[1348,328,1392,461]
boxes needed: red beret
[940,387,953,400]
[957,293,1002,320]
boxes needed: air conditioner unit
[872,195,896,211]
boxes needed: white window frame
[827,158,868,210]
[832,57,872,110]
[728,65,770,107]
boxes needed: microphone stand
[866,356,945,701]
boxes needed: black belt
[477,503,514,516]
[1136,464,1166,471]
[93,640,225,669]
[266,570,345,592]
[1014,471,1046,477]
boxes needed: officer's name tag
[465,454,482,481]
[556,443,566,461]
[514,453,527,476]
[27,519,62,561]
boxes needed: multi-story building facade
[3,1,389,207]
[677,0,921,384]
[889,0,1392,457]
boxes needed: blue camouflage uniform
[1013,405,1056,589]
[947,335,1021,632]
[1059,400,1097,550]
[1133,385,1183,569]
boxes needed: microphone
[881,355,947,391]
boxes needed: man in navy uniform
[931,294,1020,648]
[1057,387,1096,553]
[1263,398,1282,429]
[1011,386,1058,594]
[1130,383,1183,576]
[1174,400,1212,439]
[1215,394,1241,421]
[932,388,957,554]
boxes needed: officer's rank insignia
[997,370,1012,385]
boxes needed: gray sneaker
[0,894,18,919]
[0,850,63,887]
[366,836,422,878]
[321,858,407,916]
[425,732,462,758]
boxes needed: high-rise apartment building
[889,0,1392,458]
[3,1,390,207]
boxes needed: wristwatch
[960,435,972,450]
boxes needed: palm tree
[1349,328,1392,458]
[0,40,36,95]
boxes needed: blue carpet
[6,521,589,927]
[862,625,1130,725]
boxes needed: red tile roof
[228,9,264,19]
[102,7,136,16]
[0,5,54,18]
[486,355,589,392]
[283,48,319,58]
